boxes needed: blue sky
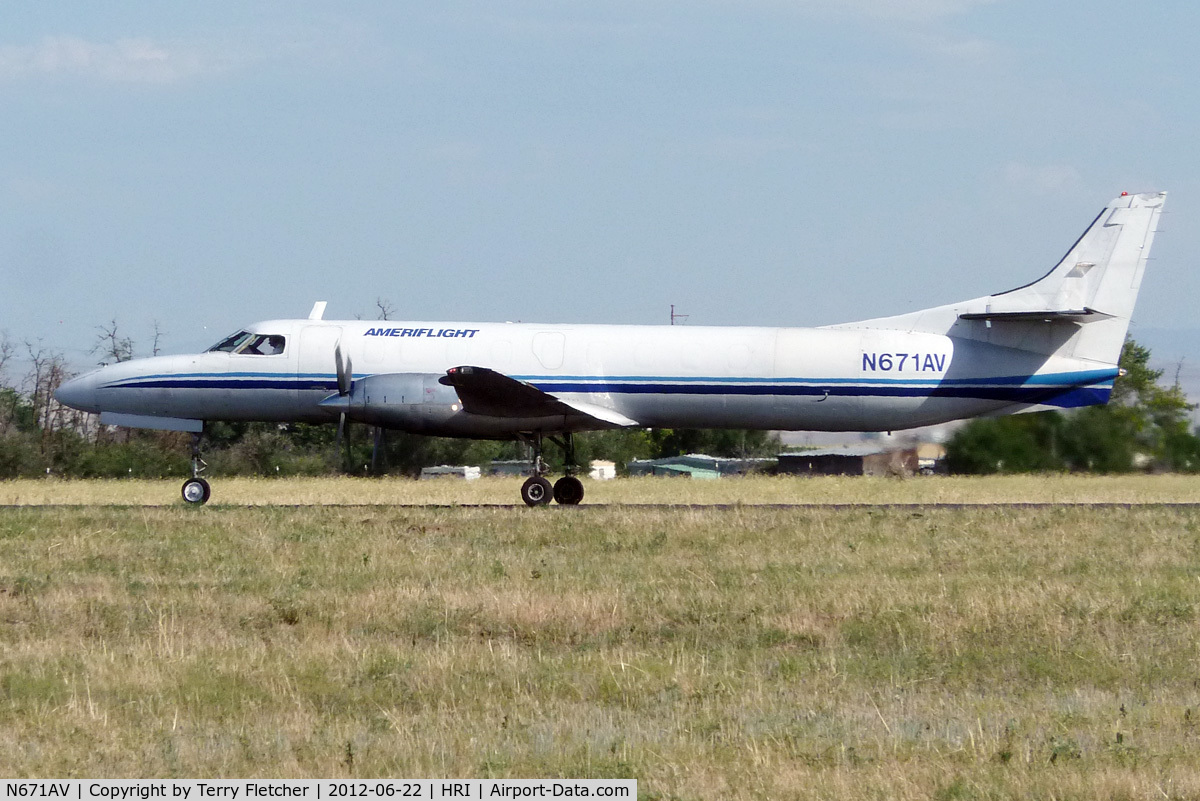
[2,1,1197,374]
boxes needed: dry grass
[3,500,1200,798]
[4,473,1200,506]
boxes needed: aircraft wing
[439,366,640,428]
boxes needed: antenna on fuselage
[309,301,328,320]
[670,304,688,325]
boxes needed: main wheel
[182,477,211,505]
[553,476,585,505]
[521,476,553,506]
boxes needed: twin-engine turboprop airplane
[56,191,1166,505]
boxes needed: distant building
[489,460,535,477]
[777,446,922,477]
[588,460,617,480]
[489,459,617,479]
[631,462,722,479]
[419,465,482,480]
[626,453,775,479]
[916,443,947,475]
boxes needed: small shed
[777,446,919,477]
[489,460,536,477]
[626,453,773,478]
[419,465,482,480]
[916,443,947,475]
[637,462,721,479]
[588,460,617,480]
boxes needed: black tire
[182,477,211,505]
[553,476,585,505]
[521,476,553,506]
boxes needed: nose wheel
[182,477,211,505]
[181,432,211,505]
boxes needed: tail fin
[834,191,1167,364]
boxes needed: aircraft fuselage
[59,318,1116,437]
[52,191,1165,505]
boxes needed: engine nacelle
[348,373,463,432]
[343,371,580,438]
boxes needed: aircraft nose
[55,370,102,413]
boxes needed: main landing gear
[518,433,585,507]
[181,432,211,505]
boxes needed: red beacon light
[1121,191,1129,196]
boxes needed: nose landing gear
[518,432,585,507]
[181,433,211,505]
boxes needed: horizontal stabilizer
[958,307,1114,324]
[440,366,639,427]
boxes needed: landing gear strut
[518,433,584,507]
[181,432,211,505]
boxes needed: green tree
[647,429,779,459]
[944,413,1065,474]
[0,386,39,435]
[575,429,657,472]
[0,431,46,478]
[946,338,1200,474]
[0,370,48,478]
[1055,405,1137,472]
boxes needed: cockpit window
[207,331,286,355]
[209,331,253,352]
[240,334,286,356]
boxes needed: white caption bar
[1,782,636,801]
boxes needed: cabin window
[207,331,286,355]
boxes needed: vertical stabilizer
[834,191,1167,365]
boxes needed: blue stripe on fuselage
[511,368,1119,388]
[103,371,341,391]
[99,370,1115,409]
[525,381,1111,406]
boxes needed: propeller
[323,343,383,474]
[333,342,354,468]
[335,342,353,397]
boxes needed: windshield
[208,331,253,352]
[207,331,286,355]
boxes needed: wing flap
[555,397,641,427]
[439,366,639,428]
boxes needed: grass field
[4,472,1200,506]
[3,478,1200,798]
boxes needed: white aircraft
[56,191,1166,505]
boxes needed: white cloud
[725,0,1000,23]
[805,0,999,22]
[0,35,229,84]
